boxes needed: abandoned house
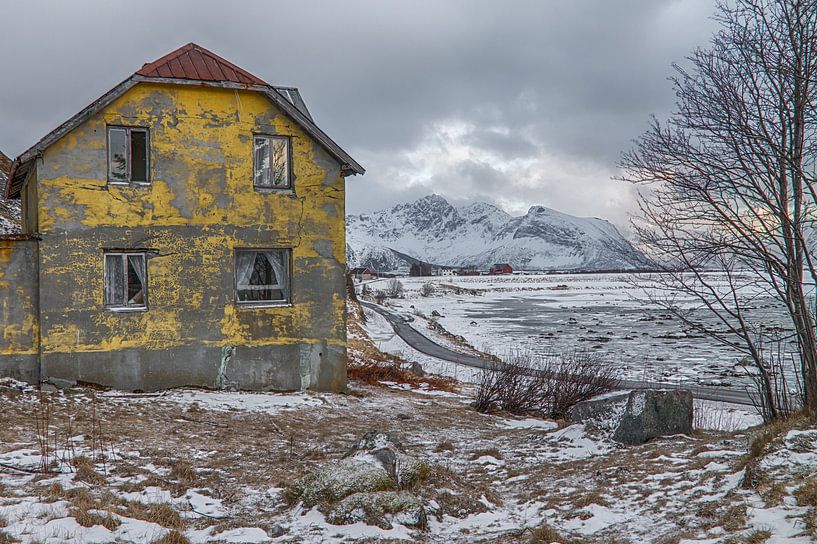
[0,43,364,392]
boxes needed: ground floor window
[235,249,290,305]
[104,252,147,310]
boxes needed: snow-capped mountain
[346,194,652,272]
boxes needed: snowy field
[363,273,790,388]
[0,378,788,544]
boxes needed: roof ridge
[136,43,268,86]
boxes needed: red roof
[136,43,268,86]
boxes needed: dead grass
[0,530,14,544]
[151,530,190,544]
[527,523,574,544]
[574,491,610,508]
[795,476,817,507]
[434,440,455,452]
[723,528,772,544]
[72,508,120,531]
[745,413,806,465]
[169,460,196,485]
[119,502,184,530]
[73,455,106,485]
[470,447,503,460]
[719,503,748,532]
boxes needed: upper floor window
[104,252,147,311]
[108,127,149,184]
[254,135,291,189]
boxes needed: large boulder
[569,389,694,446]
[612,390,693,445]
[285,457,396,508]
[286,431,430,521]
[343,431,429,487]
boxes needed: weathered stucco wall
[32,83,347,392]
[0,238,39,383]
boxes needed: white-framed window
[235,249,291,305]
[104,252,147,311]
[108,126,149,184]
[253,135,291,189]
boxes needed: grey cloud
[0,0,719,233]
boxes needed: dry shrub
[474,351,614,418]
[347,360,452,391]
[152,530,190,544]
[434,440,455,452]
[0,530,13,544]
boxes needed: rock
[286,431,430,510]
[285,457,396,508]
[327,491,427,530]
[407,361,426,377]
[431,310,443,317]
[570,389,694,445]
[344,431,429,487]
[612,389,693,445]
[266,525,286,538]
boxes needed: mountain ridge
[346,194,652,272]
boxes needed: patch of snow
[499,417,559,431]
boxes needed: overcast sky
[0,0,718,232]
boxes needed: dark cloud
[0,0,718,231]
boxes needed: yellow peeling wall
[32,82,348,391]
[0,238,40,383]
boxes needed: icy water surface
[394,273,794,387]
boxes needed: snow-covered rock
[346,194,651,272]
[285,431,430,513]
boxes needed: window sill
[235,302,293,309]
[253,187,294,195]
[105,306,148,313]
[107,181,152,187]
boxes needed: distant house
[350,267,375,281]
[490,263,513,275]
[457,265,480,276]
[439,267,456,277]
[410,261,433,277]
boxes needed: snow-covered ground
[0,375,802,544]
[362,273,788,387]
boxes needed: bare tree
[385,279,405,298]
[619,0,817,418]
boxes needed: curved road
[360,300,757,407]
